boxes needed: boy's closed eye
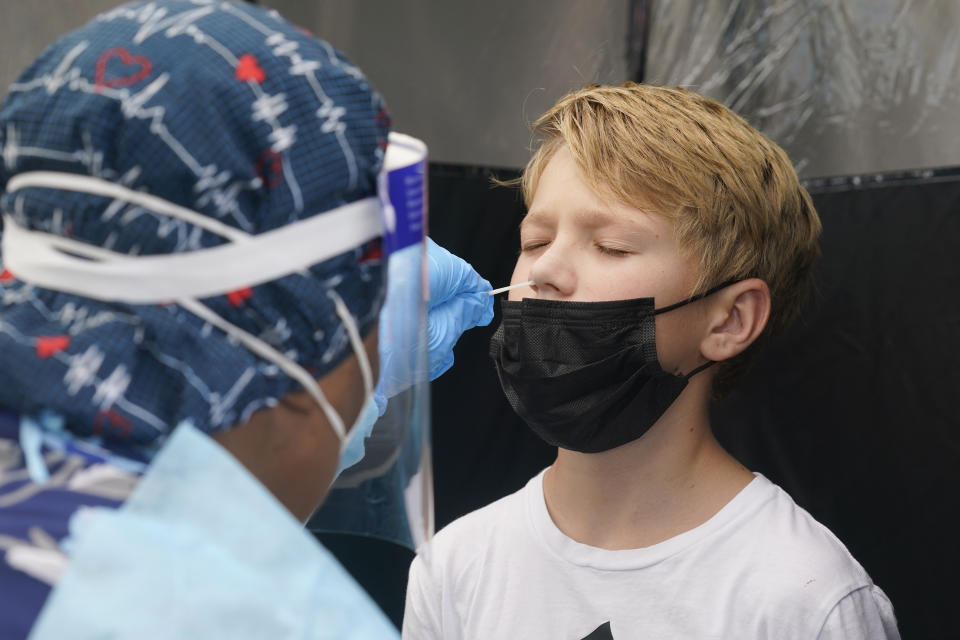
[594,243,633,257]
[519,240,639,257]
[519,241,550,255]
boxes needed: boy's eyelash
[519,242,631,256]
[596,245,631,256]
[520,242,549,254]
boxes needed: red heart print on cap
[95,47,153,90]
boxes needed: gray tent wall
[273,0,635,169]
[0,1,121,98]
[645,0,960,178]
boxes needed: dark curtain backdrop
[325,163,959,638]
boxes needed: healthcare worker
[0,1,491,637]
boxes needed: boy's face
[510,145,707,374]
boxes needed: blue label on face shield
[385,157,426,253]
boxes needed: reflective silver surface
[645,0,960,178]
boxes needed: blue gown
[0,410,133,638]
[0,410,400,639]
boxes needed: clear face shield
[308,132,434,551]
[1,132,434,551]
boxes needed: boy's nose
[528,246,576,299]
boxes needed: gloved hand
[425,237,494,379]
[374,238,493,414]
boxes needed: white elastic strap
[0,222,348,441]
[2,178,381,303]
[177,298,347,442]
[329,290,373,398]
[7,172,251,242]
[328,291,375,450]
[0,171,390,444]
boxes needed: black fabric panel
[711,176,960,639]
[428,164,557,525]
[315,532,413,631]
[428,163,960,639]
[628,0,652,83]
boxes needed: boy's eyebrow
[519,211,545,232]
[575,208,641,229]
[521,208,654,233]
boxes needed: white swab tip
[488,281,535,296]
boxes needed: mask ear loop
[683,361,715,380]
[652,280,738,380]
[652,280,738,316]
[328,288,374,399]
[328,289,376,450]
[175,297,348,443]
[1,224,351,441]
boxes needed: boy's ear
[700,278,770,362]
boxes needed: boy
[402,84,899,639]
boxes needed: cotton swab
[488,280,535,296]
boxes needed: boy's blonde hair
[519,83,822,395]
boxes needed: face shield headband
[1,171,380,447]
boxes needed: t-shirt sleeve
[402,553,445,640]
[816,585,901,640]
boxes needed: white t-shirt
[403,471,899,640]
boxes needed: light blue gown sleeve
[29,423,400,640]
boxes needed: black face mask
[489,284,731,453]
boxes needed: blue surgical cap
[0,0,390,456]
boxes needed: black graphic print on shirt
[581,621,614,640]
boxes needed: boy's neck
[541,378,753,550]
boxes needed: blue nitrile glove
[374,238,493,415]
[425,237,494,377]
